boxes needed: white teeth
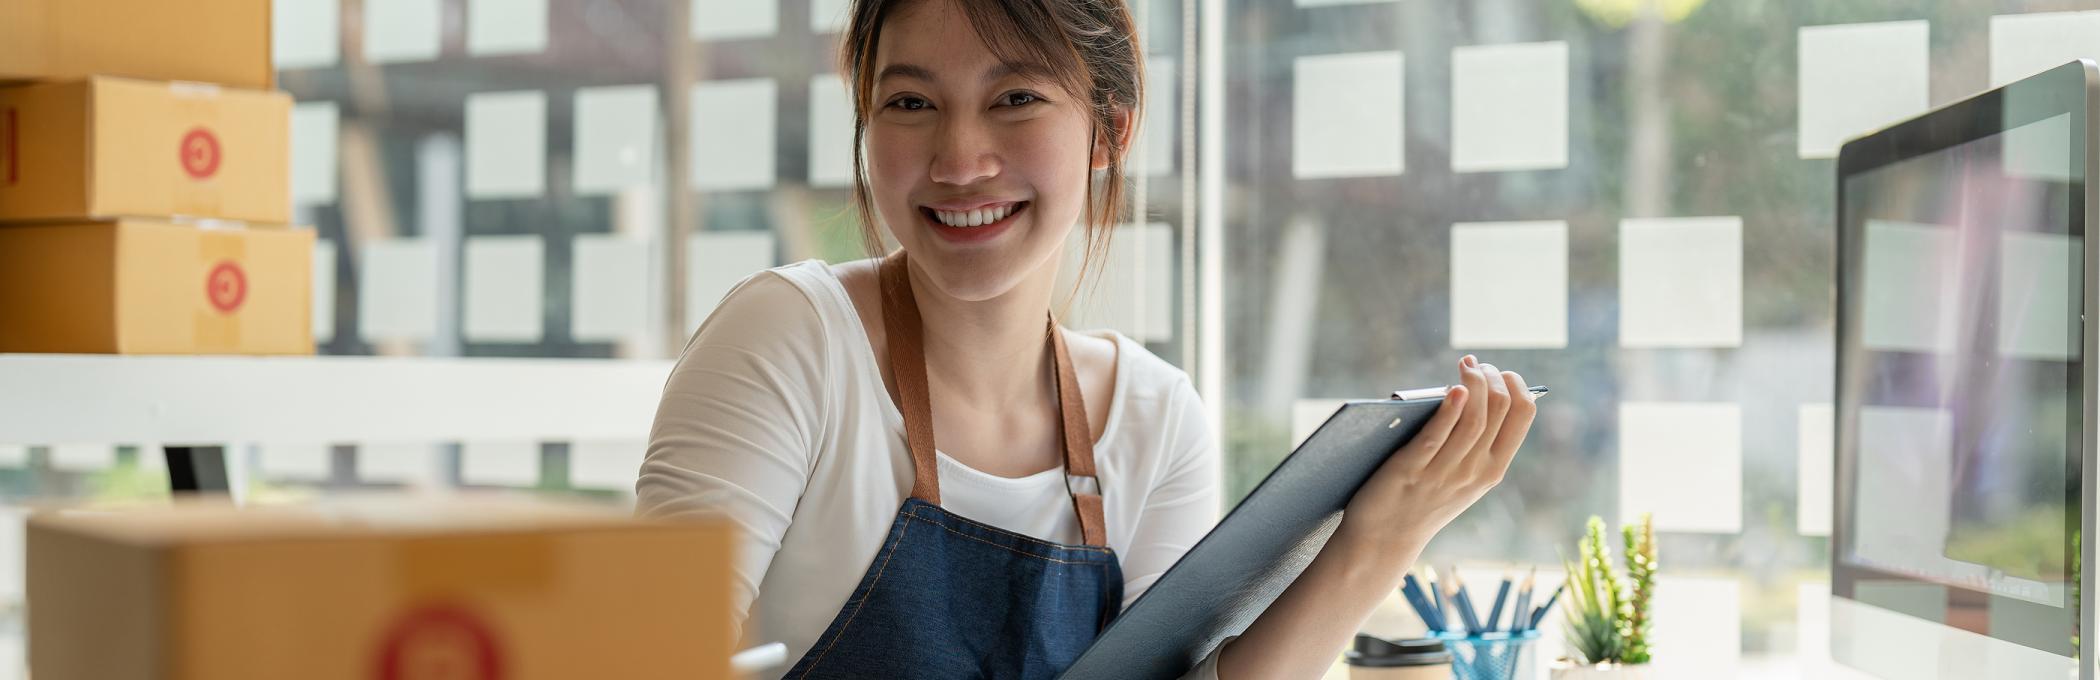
[932,203,1017,228]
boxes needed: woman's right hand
[1334,354,1538,554]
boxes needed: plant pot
[1548,659,1653,680]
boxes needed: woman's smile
[918,200,1031,244]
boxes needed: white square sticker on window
[1618,402,1742,534]
[465,91,549,199]
[1451,220,1568,349]
[571,234,653,342]
[462,235,546,343]
[691,0,778,41]
[689,79,779,191]
[1452,41,1569,173]
[1292,51,1404,179]
[1796,21,1929,159]
[467,0,548,56]
[363,0,442,64]
[574,85,661,194]
[273,0,341,69]
[1619,216,1742,348]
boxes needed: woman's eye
[999,92,1041,107]
[887,96,931,111]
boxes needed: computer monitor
[1834,60,2097,680]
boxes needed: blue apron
[781,251,1123,680]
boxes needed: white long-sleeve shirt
[636,259,1227,679]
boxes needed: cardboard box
[29,495,736,680]
[0,219,313,355]
[0,0,272,89]
[0,77,291,223]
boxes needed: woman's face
[865,0,1102,302]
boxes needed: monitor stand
[1832,595,2075,679]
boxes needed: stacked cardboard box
[0,0,311,354]
[29,495,737,679]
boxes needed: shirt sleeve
[634,270,831,642]
[1178,636,1235,680]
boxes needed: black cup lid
[1344,634,1451,667]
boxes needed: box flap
[29,493,709,547]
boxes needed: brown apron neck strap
[878,251,1110,547]
[1046,317,1108,546]
[879,252,942,507]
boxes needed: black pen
[1529,582,1566,630]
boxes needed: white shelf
[0,355,674,447]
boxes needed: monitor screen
[1835,63,2088,659]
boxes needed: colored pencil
[1400,573,1445,632]
[1508,568,1537,633]
[1449,570,1484,635]
[1425,566,1448,632]
[1484,573,1512,632]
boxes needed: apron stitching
[904,514,1114,565]
[906,505,1114,554]
[792,516,916,678]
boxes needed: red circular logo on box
[180,128,221,179]
[375,604,505,680]
[205,261,246,313]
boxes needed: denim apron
[780,251,1124,680]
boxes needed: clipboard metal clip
[1391,385,1550,401]
[1391,386,1452,401]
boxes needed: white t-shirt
[636,259,1228,679]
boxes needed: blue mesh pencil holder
[1431,630,1541,680]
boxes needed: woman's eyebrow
[876,63,937,84]
[875,62,1054,87]
[985,62,1052,85]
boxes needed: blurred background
[6,0,2100,677]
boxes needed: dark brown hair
[839,0,1144,298]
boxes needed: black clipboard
[1057,385,1536,679]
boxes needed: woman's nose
[927,117,1000,186]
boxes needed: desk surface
[0,601,1879,680]
[1319,588,1886,680]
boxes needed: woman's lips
[920,201,1028,245]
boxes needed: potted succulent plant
[1551,514,1657,680]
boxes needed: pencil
[1425,566,1448,632]
[1508,568,1536,633]
[1485,573,1512,632]
[1449,570,1484,635]
[1400,573,1445,632]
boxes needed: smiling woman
[636,1,1534,679]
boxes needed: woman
[637,0,1538,677]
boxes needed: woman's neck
[904,257,1062,411]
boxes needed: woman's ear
[1090,104,1137,170]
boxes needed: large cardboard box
[28,495,736,680]
[0,0,272,89]
[0,77,291,223]
[0,219,313,355]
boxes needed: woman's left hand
[1212,355,1538,678]
[1334,354,1538,555]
